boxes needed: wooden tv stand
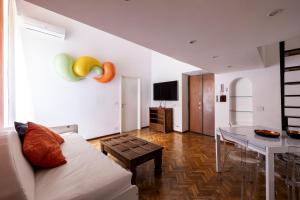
[149,107,173,133]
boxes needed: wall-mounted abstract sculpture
[54,53,116,83]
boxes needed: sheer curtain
[3,0,34,127]
[14,0,34,123]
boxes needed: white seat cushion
[35,133,132,200]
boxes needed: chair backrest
[219,128,248,146]
[0,129,35,200]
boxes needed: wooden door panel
[202,74,215,136]
[189,75,202,133]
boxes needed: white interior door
[121,77,139,133]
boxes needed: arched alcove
[229,78,253,126]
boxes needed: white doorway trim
[120,76,141,133]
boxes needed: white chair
[276,146,300,200]
[219,128,250,199]
[219,128,264,200]
[219,128,248,171]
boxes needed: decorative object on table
[54,53,116,83]
[254,129,280,138]
[286,129,300,139]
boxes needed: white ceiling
[25,0,300,73]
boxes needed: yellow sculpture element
[73,56,102,77]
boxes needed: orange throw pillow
[28,122,64,144]
[23,122,66,168]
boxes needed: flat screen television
[153,81,178,101]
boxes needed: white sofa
[0,125,138,200]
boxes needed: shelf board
[230,110,253,112]
[230,96,253,97]
[231,122,253,126]
[150,121,163,125]
[150,119,164,123]
[150,117,162,120]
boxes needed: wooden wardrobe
[189,74,215,136]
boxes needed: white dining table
[215,126,300,200]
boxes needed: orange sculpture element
[94,62,116,83]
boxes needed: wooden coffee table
[100,134,163,184]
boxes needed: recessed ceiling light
[189,40,197,44]
[212,56,219,59]
[268,9,284,17]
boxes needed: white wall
[151,51,199,132]
[17,2,152,139]
[215,66,281,132]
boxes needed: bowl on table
[254,129,280,138]
[287,130,300,139]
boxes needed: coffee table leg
[154,150,162,175]
[101,145,108,155]
[129,165,137,184]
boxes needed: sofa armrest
[50,124,78,134]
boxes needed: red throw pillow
[22,122,66,168]
[28,122,64,144]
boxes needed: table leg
[101,145,108,155]
[129,165,137,185]
[266,149,275,200]
[154,150,162,175]
[215,134,221,172]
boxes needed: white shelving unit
[229,78,253,126]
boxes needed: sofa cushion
[23,122,66,168]
[14,122,65,145]
[35,133,133,200]
[28,122,65,144]
[0,129,35,200]
[14,121,28,143]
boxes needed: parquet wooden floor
[89,129,289,200]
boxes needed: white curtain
[3,0,34,127]
[14,1,34,123]
[3,0,15,127]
